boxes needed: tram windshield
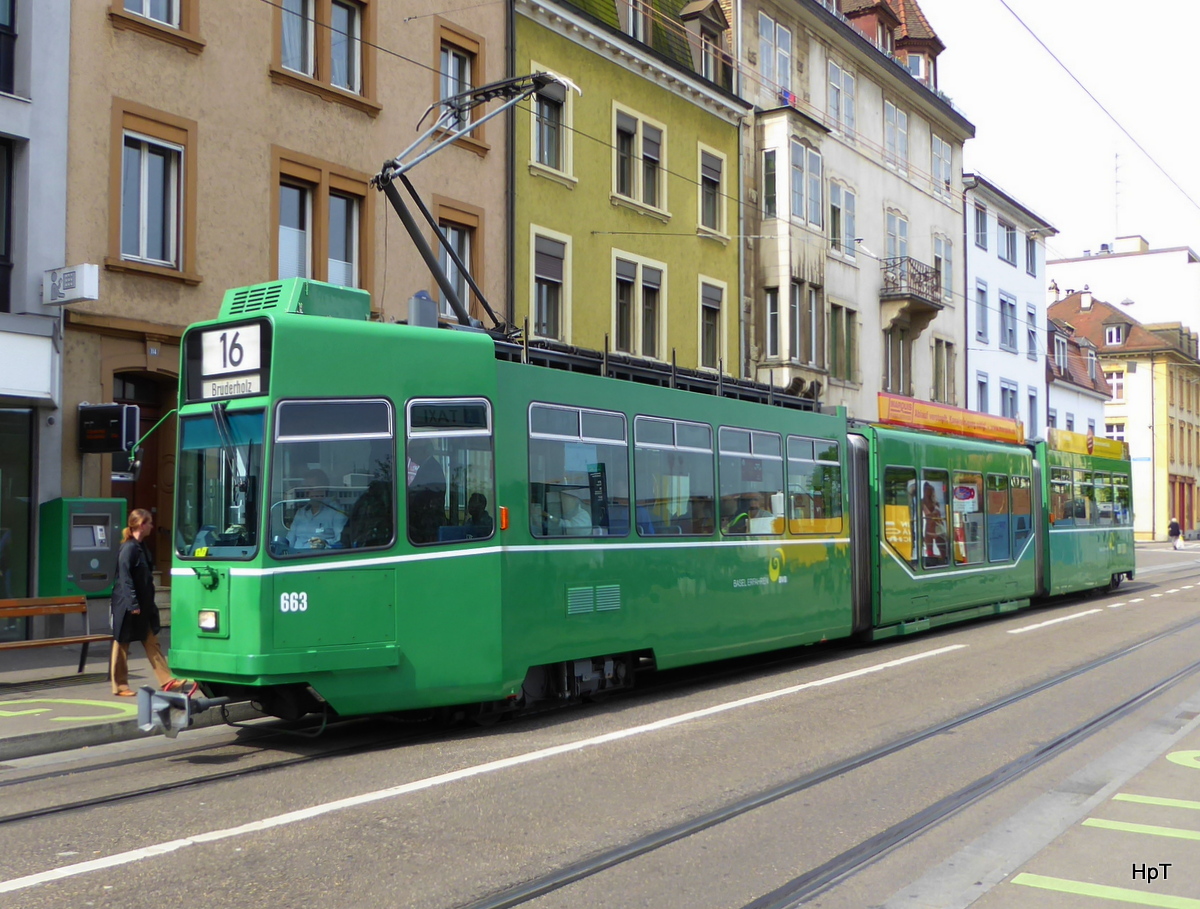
[176,409,264,559]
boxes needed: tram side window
[1094,472,1113,525]
[529,404,629,538]
[633,417,715,536]
[270,399,395,557]
[1074,469,1095,526]
[1113,474,1132,526]
[1012,476,1033,549]
[1050,467,1073,526]
[921,469,950,569]
[719,427,784,535]
[951,472,984,565]
[883,466,918,566]
[787,437,843,534]
[986,475,1010,562]
[407,399,495,546]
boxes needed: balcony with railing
[880,256,943,336]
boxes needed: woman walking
[1169,516,1184,551]
[110,509,175,696]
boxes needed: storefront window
[0,408,32,641]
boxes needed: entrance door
[113,374,177,587]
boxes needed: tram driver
[287,469,348,550]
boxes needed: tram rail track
[457,610,1200,909]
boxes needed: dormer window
[876,22,893,53]
[1105,324,1124,345]
[1054,336,1068,372]
[906,54,925,79]
[1087,349,1096,379]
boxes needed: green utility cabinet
[38,498,126,597]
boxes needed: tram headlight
[198,609,220,632]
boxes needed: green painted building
[512,0,748,374]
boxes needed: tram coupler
[138,686,232,738]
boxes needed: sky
[916,0,1200,263]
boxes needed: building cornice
[517,0,750,124]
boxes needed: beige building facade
[61,2,508,576]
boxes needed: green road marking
[1012,873,1200,907]
[1167,750,1200,769]
[0,699,137,722]
[1115,793,1200,811]
[1083,818,1200,841]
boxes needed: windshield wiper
[210,401,245,484]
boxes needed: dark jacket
[1169,520,1182,539]
[112,538,160,642]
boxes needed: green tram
[161,278,1135,723]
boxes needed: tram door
[112,373,177,588]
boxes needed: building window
[1054,335,1068,372]
[829,183,856,257]
[1086,349,1096,379]
[0,0,11,94]
[999,379,1018,419]
[440,43,471,120]
[534,234,566,340]
[886,210,908,258]
[884,101,908,171]
[110,101,198,281]
[974,204,988,249]
[125,0,179,27]
[931,135,951,198]
[976,373,988,413]
[122,134,182,268]
[1106,422,1125,442]
[883,326,911,395]
[975,281,988,342]
[787,282,820,366]
[273,0,373,107]
[1088,418,1096,437]
[758,13,791,93]
[932,338,955,404]
[764,149,777,218]
[1110,370,1124,401]
[622,0,651,42]
[534,92,563,171]
[999,295,1017,351]
[765,287,780,358]
[278,182,310,279]
[1025,235,1037,277]
[273,148,372,294]
[614,256,663,359]
[828,60,855,134]
[699,148,724,233]
[0,139,9,312]
[614,108,666,211]
[700,30,720,82]
[1028,389,1038,436]
[933,235,951,302]
[1026,305,1038,360]
[700,282,723,369]
[998,219,1017,264]
[1065,413,1074,432]
[1105,324,1124,345]
[788,141,822,226]
[437,219,472,317]
[431,20,484,143]
[806,146,823,227]
[281,0,314,75]
[829,304,855,382]
[1047,408,1056,429]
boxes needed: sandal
[115,689,135,697]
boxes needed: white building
[0,1,69,605]
[1048,235,1200,329]
[1045,312,1109,438]
[963,173,1055,437]
[738,0,973,421]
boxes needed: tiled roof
[1048,292,1195,358]
[841,0,901,24]
[894,0,940,44]
[1045,320,1111,398]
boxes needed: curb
[0,701,265,763]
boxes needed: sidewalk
[0,597,258,762]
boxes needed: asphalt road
[3,549,1200,909]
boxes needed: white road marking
[1152,594,1164,598]
[1184,586,1195,590]
[1129,598,1145,603]
[1108,603,1125,609]
[0,644,967,895]
[1007,609,1102,634]
[1167,589,1181,594]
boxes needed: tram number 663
[280,592,308,613]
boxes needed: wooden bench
[0,596,113,673]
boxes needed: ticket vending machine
[38,498,127,598]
